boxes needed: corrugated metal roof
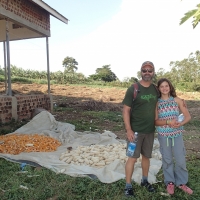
[30,0,68,24]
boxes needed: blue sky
[1,0,200,81]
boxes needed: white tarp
[0,111,162,184]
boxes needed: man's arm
[123,104,134,142]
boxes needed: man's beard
[141,74,153,81]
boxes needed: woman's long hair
[157,78,177,98]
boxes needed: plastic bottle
[20,163,26,171]
[126,132,138,157]
[177,113,184,122]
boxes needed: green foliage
[155,50,200,91]
[11,77,33,84]
[137,71,141,80]
[180,4,200,28]
[192,83,200,91]
[3,49,200,91]
[0,66,5,76]
[176,82,200,92]
[11,65,47,80]
[89,65,118,82]
[0,75,5,82]
[122,77,138,84]
[62,56,78,73]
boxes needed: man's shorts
[126,132,155,158]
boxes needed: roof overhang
[0,0,68,42]
[31,0,68,24]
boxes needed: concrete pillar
[11,96,18,121]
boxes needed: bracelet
[166,120,171,125]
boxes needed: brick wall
[0,0,50,31]
[0,94,53,123]
[0,96,12,123]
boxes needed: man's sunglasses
[141,69,153,73]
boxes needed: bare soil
[0,82,200,159]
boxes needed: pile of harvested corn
[59,143,128,168]
[0,134,61,155]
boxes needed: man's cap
[141,61,154,69]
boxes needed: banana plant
[180,4,200,28]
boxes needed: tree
[89,65,118,82]
[62,57,78,73]
[122,77,138,83]
[169,51,200,84]
[156,68,166,78]
[180,4,200,28]
[137,71,141,80]
[156,68,172,81]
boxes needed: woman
[155,78,193,195]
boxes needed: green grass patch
[31,79,58,85]
[188,119,200,127]
[53,108,124,132]
[65,111,124,132]
[53,107,74,112]
[86,111,122,122]
[64,118,99,132]
[0,119,29,135]
[186,120,200,131]
[0,158,199,199]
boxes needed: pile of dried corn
[0,134,61,155]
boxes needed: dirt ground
[0,82,200,159]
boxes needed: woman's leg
[158,134,175,185]
[172,135,188,186]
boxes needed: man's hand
[126,130,135,142]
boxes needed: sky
[1,0,200,81]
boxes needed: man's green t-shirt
[122,82,158,134]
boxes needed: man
[122,61,158,197]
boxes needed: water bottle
[20,163,26,171]
[177,113,184,122]
[126,132,138,157]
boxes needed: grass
[0,158,200,200]
[186,120,200,130]
[55,108,124,132]
[0,119,29,135]
[0,104,200,199]
[86,111,122,122]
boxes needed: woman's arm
[155,103,167,126]
[175,97,191,127]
